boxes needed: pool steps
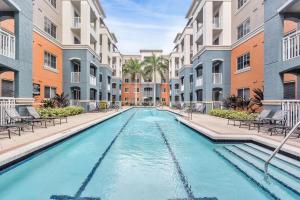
[215,143,300,200]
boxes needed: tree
[142,54,169,106]
[123,59,142,105]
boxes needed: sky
[101,0,192,55]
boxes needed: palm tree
[123,59,142,105]
[142,54,169,106]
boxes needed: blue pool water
[0,108,292,199]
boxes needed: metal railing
[283,30,300,61]
[107,84,111,91]
[264,120,300,179]
[195,77,203,87]
[0,97,15,125]
[89,75,97,86]
[73,17,81,28]
[0,29,15,59]
[181,85,184,91]
[281,100,300,127]
[71,72,80,83]
[212,73,222,84]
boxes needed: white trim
[278,0,295,13]
[235,67,251,74]
[211,58,224,62]
[69,57,81,61]
[234,0,250,15]
[231,25,264,49]
[5,0,21,11]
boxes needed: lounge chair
[194,103,206,114]
[27,106,67,125]
[253,110,288,133]
[4,108,35,133]
[236,110,271,129]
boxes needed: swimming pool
[0,108,299,200]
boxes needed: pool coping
[176,116,300,161]
[0,108,132,171]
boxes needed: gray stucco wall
[0,0,33,98]
[192,50,231,101]
[178,66,193,102]
[169,78,180,105]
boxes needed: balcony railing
[283,31,300,61]
[0,29,15,59]
[73,17,81,28]
[181,85,184,91]
[89,75,97,86]
[112,89,117,95]
[71,72,80,83]
[212,73,222,84]
[144,91,153,97]
[195,77,203,87]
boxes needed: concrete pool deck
[0,107,131,169]
[160,107,300,158]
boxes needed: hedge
[209,109,258,121]
[37,106,84,117]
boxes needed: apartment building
[169,25,193,106]
[264,0,300,104]
[187,0,232,103]
[230,0,264,100]
[0,0,33,102]
[61,0,122,109]
[122,50,169,106]
[32,0,63,103]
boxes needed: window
[175,84,179,89]
[190,74,193,83]
[74,37,80,44]
[237,52,250,71]
[125,88,129,93]
[108,76,111,84]
[237,88,250,100]
[213,37,219,45]
[48,0,56,8]
[44,17,57,38]
[162,98,166,102]
[99,92,102,100]
[99,74,103,82]
[1,80,14,97]
[44,86,56,98]
[44,51,57,69]
[33,83,40,96]
[284,82,296,99]
[238,0,248,9]
[162,88,166,93]
[196,89,203,101]
[196,66,203,77]
[237,18,250,39]
[125,79,129,83]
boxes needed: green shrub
[209,109,257,121]
[99,101,108,109]
[37,106,84,118]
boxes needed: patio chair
[4,108,35,133]
[27,106,67,125]
[253,110,288,134]
[194,103,206,114]
[236,109,271,129]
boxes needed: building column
[80,1,90,45]
[203,1,213,46]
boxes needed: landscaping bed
[209,109,258,121]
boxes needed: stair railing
[264,120,300,179]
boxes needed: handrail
[264,120,300,179]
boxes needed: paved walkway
[161,107,300,157]
[0,109,123,155]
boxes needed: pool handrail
[264,120,300,179]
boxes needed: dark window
[74,37,80,44]
[108,76,111,84]
[33,83,40,96]
[196,67,203,77]
[90,89,96,100]
[190,75,193,83]
[196,89,203,101]
[108,93,111,101]
[284,82,296,99]
[44,86,56,98]
[99,74,103,82]
[44,17,57,38]
[237,88,250,100]
[237,18,250,39]
[1,80,14,97]
[44,51,57,69]
[237,52,250,71]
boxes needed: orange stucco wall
[122,83,142,104]
[32,31,63,103]
[160,83,170,105]
[0,19,14,33]
[231,32,264,97]
[284,20,297,35]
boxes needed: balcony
[112,89,117,95]
[195,24,203,43]
[283,31,300,61]
[89,75,97,86]
[181,85,184,91]
[212,73,222,85]
[107,84,111,91]
[72,17,81,29]
[0,29,15,59]
[213,17,221,29]
[90,23,97,41]
[144,91,152,97]
[71,72,80,83]
[195,77,203,87]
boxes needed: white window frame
[237,18,250,40]
[44,51,57,70]
[237,52,250,71]
[44,86,57,99]
[44,17,57,38]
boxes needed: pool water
[0,108,279,199]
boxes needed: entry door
[1,80,14,97]
[284,82,296,99]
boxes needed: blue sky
[101,0,191,54]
